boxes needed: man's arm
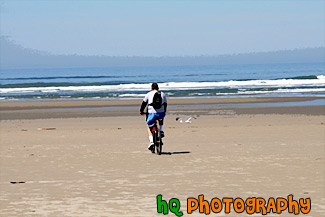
[140,101,147,115]
[163,93,167,112]
[163,102,167,113]
[140,93,149,115]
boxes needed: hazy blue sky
[1,0,324,56]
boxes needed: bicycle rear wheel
[156,124,162,155]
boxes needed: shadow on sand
[161,151,191,155]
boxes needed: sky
[0,0,324,56]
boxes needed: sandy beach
[0,97,324,216]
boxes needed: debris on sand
[184,116,192,123]
[37,128,56,131]
[10,181,26,184]
[176,116,196,123]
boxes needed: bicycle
[149,119,163,155]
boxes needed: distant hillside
[1,36,324,69]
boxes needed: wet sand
[0,96,323,110]
[0,96,324,120]
[0,97,324,216]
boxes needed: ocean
[0,62,324,101]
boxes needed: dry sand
[0,98,324,216]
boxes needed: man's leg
[147,125,152,136]
[147,125,153,146]
[158,115,165,138]
[146,113,156,149]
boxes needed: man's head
[151,83,159,90]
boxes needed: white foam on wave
[118,93,146,98]
[1,76,324,94]
[237,88,325,95]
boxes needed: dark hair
[151,83,159,90]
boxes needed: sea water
[0,62,324,101]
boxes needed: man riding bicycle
[140,83,167,151]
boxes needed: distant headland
[1,36,324,69]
